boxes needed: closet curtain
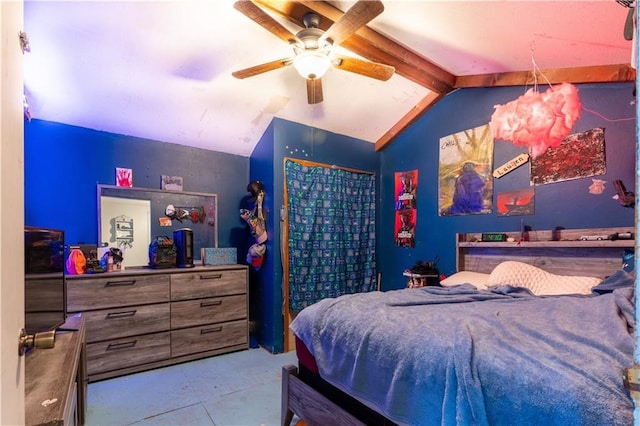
[284,158,376,312]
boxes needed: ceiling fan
[617,0,636,41]
[232,0,395,104]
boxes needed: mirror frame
[97,185,218,266]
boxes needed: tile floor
[85,348,298,426]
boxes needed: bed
[281,227,635,426]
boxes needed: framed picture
[161,175,183,191]
[116,167,133,187]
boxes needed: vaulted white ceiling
[23,1,634,157]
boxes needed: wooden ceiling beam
[455,64,636,87]
[374,91,443,152]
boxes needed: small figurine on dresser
[241,180,267,270]
[101,247,124,271]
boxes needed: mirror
[97,185,218,267]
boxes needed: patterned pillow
[487,261,601,296]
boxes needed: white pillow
[440,271,490,290]
[487,261,601,296]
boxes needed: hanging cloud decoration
[489,83,581,158]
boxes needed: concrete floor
[85,348,298,425]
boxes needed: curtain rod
[284,157,375,175]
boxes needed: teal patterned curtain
[285,159,376,312]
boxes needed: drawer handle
[200,274,222,280]
[105,279,136,287]
[200,300,222,308]
[106,340,137,351]
[201,326,222,335]
[106,310,137,319]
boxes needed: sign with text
[493,153,530,178]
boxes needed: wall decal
[530,127,606,186]
[100,196,150,268]
[588,179,607,195]
[438,125,493,216]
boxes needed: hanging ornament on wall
[489,82,581,158]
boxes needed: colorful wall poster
[531,127,606,186]
[395,170,417,210]
[496,188,535,216]
[394,170,418,247]
[438,124,494,216]
[394,208,416,248]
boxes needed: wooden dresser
[26,314,87,425]
[66,265,248,382]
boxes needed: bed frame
[457,226,635,277]
[281,226,635,426]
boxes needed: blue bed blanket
[290,275,635,425]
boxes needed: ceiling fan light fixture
[293,50,331,79]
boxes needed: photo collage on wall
[394,170,417,248]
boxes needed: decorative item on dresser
[66,265,248,382]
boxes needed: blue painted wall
[24,119,249,250]
[246,121,276,350]
[249,118,380,353]
[24,81,635,353]
[378,82,636,288]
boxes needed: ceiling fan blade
[232,58,292,79]
[320,0,384,46]
[623,7,635,41]
[333,55,395,81]
[234,1,299,44]
[306,78,323,104]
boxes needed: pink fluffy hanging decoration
[489,82,581,158]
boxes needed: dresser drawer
[67,274,170,311]
[170,269,246,301]
[87,332,170,375]
[25,278,64,311]
[171,319,247,357]
[171,295,247,329]
[83,303,170,343]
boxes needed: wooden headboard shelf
[457,227,635,278]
